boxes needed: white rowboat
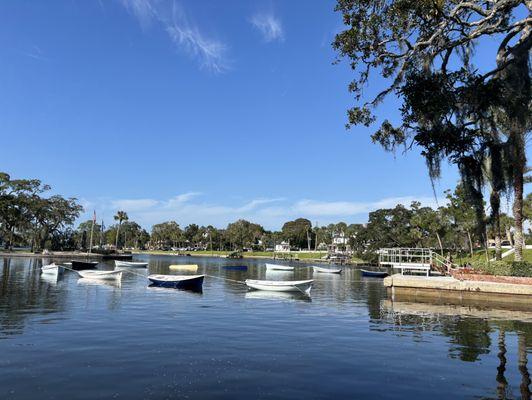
[245,279,313,294]
[115,260,148,268]
[41,263,64,277]
[77,270,123,281]
[313,266,342,274]
[265,263,294,271]
[169,264,198,272]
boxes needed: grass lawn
[453,248,532,265]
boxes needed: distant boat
[148,274,204,290]
[227,251,243,259]
[115,260,148,268]
[245,279,313,294]
[265,263,294,271]
[361,269,388,278]
[71,260,99,270]
[223,265,248,271]
[41,263,64,277]
[169,264,198,272]
[77,270,123,281]
[102,253,133,261]
[313,266,342,274]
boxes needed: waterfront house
[275,241,290,252]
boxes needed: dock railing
[378,248,456,275]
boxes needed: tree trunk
[467,231,474,257]
[494,234,502,261]
[490,189,502,261]
[115,222,121,250]
[506,227,514,247]
[436,232,443,256]
[513,166,525,261]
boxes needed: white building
[329,232,351,254]
[332,232,349,245]
[275,241,290,252]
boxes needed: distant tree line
[0,172,82,251]
[1,172,530,262]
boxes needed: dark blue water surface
[0,256,530,399]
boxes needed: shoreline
[0,250,367,265]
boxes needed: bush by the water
[472,260,532,278]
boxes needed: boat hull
[223,265,248,271]
[265,263,294,271]
[169,264,198,272]
[102,254,133,261]
[245,279,313,293]
[115,261,148,268]
[361,269,388,278]
[313,266,342,274]
[71,261,99,270]
[78,270,123,280]
[41,264,64,277]
[148,274,204,291]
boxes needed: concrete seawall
[384,274,532,308]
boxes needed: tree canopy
[334,0,531,260]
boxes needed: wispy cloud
[119,0,229,73]
[79,193,439,230]
[120,0,156,28]
[250,12,284,42]
[21,45,49,62]
[291,197,441,217]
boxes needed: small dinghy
[265,263,294,271]
[361,269,388,278]
[115,260,148,268]
[71,260,99,270]
[245,279,313,294]
[169,264,198,272]
[223,265,248,271]
[313,266,342,274]
[77,270,123,281]
[148,274,204,290]
[41,263,64,277]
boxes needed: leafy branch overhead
[334,0,531,126]
[334,0,531,261]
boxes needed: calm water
[0,256,530,400]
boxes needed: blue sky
[0,0,495,230]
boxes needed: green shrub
[509,262,532,277]
[472,260,532,277]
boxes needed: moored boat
[41,263,64,277]
[77,270,123,281]
[223,265,248,271]
[115,260,148,268]
[361,269,388,278]
[71,260,99,270]
[148,274,204,290]
[102,253,133,261]
[313,266,342,274]
[265,263,294,271]
[245,279,313,294]
[169,264,198,272]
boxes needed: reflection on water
[245,290,312,302]
[0,255,530,399]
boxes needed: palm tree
[113,211,128,250]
